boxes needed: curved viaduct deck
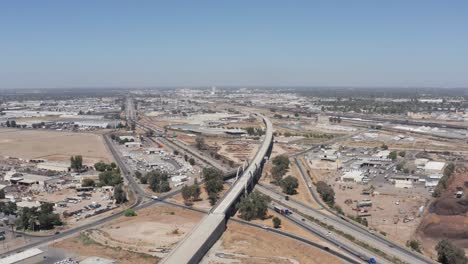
[162,114,273,264]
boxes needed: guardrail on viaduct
[162,114,274,264]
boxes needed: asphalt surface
[230,218,362,264]
[257,183,434,264]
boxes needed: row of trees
[245,127,265,136]
[93,162,127,204]
[433,163,456,198]
[270,155,299,195]
[5,120,17,127]
[135,170,172,193]
[203,168,224,205]
[94,161,118,172]
[316,181,335,206]
[181,181,201,205]
[389,151,406,160]
[16,202,62,231]
[70,155,83,171]
[271,155,290,183]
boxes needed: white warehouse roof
[424,161,446,172]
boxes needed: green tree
[406,239,422,253]
[316,181,335,206]
[99,170,123,186]
[236,191,270,221]
[203,167,224,195]
[114,184,127,204]
[188,158,196,166]
[271,155,290,184]
[398,151,406,157]
[436,239,467,264]
[147,170,171,193]
[389,151,398,160]
[0,189,5,199]
[70,155,83,171]
[94,161,110,172]
[279,176,298,195]
[195,136,205,150]
[81,178,95,187]
[272,217,281,228]
[381,143,388,150]
[182,184,201,203]
[124,209,137,217]
[208,192,218,206]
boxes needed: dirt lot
[218,140,259,164]
[333,181,429,246]
[203,221,347,264]
[416,169,468,257]
[0,129,112,165]
[86,205,203,258]
[52,232,158,264]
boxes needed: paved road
[257,184,434,264]
[292,157,436,263]
[229,218,363,264]
[269,203,387,264]
[163,113,274,264]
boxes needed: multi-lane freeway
[162,113,274,264]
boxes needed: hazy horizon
[1,1,467,89]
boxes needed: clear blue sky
[0,0,467,88]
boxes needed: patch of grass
[124,208,137,217]
[79,233,95,246]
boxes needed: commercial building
[341,171,364,183]
[424,161,446,174]
[37,162,70,172]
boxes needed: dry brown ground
[0,129,112,164]
[58,205,204,259]
[204,221,347,264]
[416,169,468,257]
[51,232,158,264]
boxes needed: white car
[151,195,159,200]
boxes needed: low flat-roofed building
[119,135,135,141]
[124,142,141,148]
[0,248,43,264]
[395,179,413,188]
[341,170,364,182]
[16,200,41,209]
[80,256,116,264]
[424,161,446,174]
[415,158,429,168]
[374,150,390,159]
[37,162,70,172]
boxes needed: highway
[162,113,274,264]
[292,157,436,263]
[269,203,388,264]
[230,218,363,264]
[257,184,434,264]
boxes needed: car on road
[151,195,159,200]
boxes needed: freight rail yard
[0,87,466,264]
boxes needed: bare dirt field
[416,169,468,257]
[203,221,347,264]
[332,181,429,246]
[52,232,158,264]
[80,205,203,258]
[218,140,259,164]
[0,129,112,165]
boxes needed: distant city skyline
[0,0,467,89]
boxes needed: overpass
[162,114,274,264]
